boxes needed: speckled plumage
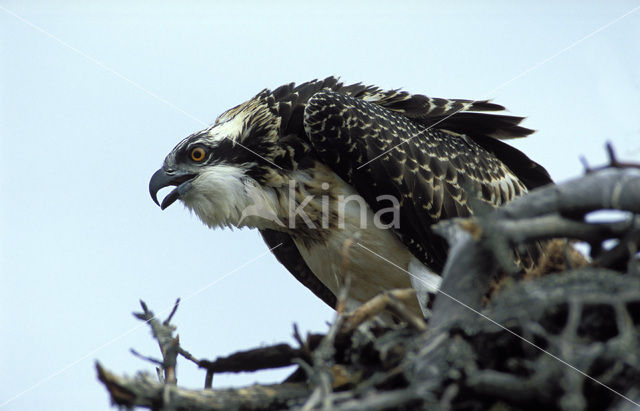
[150,77,552,310]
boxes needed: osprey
[149,77,551,315]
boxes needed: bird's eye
[190,147,207,162]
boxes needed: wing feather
[303,90,550,271]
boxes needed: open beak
[149,168,196,210]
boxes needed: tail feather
[428,112,534,140]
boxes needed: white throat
[179,164,282,230]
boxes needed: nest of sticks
[98,145,640,410]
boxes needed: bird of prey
[149,77,551,315]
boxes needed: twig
[178,347,200,366]
[386,292,427,331]
[204,370,214,390]
[339,289,421,334]
[165,298,181,325]
[301,276,352,410]
[130,349,162,366]
[593,217,640,270]
[198,344,302,373]
[133,300,182,385]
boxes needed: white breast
[292,176,441,315]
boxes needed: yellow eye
[190,147,207,162]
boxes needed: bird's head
[149,92,288,229]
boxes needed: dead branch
[97,362,310,410]
[339,288,425,334]
[133,299,183,385]
[431,162,640,329]
[198,344,302,374]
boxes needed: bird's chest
[291,183,416,311]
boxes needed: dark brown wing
[270,77,551,191]
[303,90,551,272]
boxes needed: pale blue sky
[1,1,639,409]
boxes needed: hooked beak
[149,168,196,210]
